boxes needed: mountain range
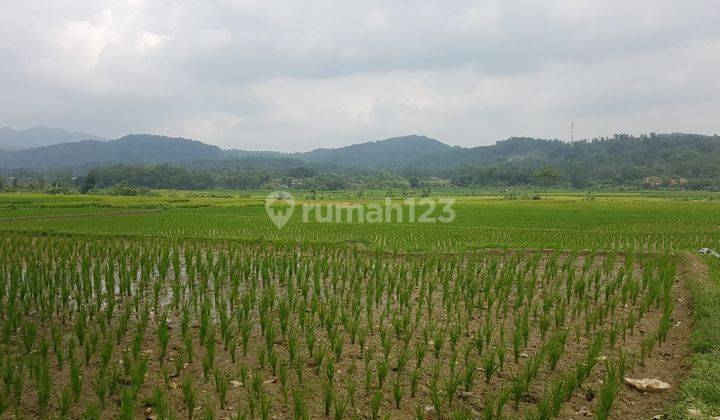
[0,132,458,170]
[1,130,720,183]
[0,127,106,150]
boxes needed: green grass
[669,257,720,418]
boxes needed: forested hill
[2,132,720,189]
[436,133,719,169]
[0,134,224,168]
[300,135,453,168]
[0,134,452,169]
[440,133,720,188]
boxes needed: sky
[1,0,719,151]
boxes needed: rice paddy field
[0,191,719,419]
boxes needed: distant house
[642,176,689,189]
[642,177,663,188]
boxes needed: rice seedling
[370,390,382,420]
[57,385,73,418]
[596,354,627,420]
[430,363,442,416]
[444,376,460,407]
[377,357,389,389]
[202,403,215,420]
[202,331,216,379]
[483,350,498,383]
[323,380,334,415]
[158,313,170,364]
[333,395,348,420]
[393,375,403,408]
[214,369,230,409]
[94,374,107,408]
[463,359,477,392]
[410,367,420,398]
[151,386,171,419]
[20,320,37,354]
[0,214,692,418]
[182,376,198,420]
[120,386,135,420]
[292,390,308,420]
[70,354,82,402]
[82,403,101,420]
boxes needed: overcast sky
[1,0,719,151]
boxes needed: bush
[93,183,159,197]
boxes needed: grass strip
[668,256,720,418]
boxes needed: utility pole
[570,121,574,142]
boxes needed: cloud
[1,0,719,150]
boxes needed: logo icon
[265,191,295,229]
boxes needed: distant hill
[301,135,452,168]
[0,127,106,150]
[2,132,720,187]
[0,133,452,170]
[222,135,452,169]
[0,134,223,169]
[426,133,720,169]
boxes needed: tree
[564,163,591,189]
[288,166,316,179]
[408,176,422,189]
[533,166,560,190]
[81,172,97,194]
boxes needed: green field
[0,191,718,419]
[1,191,719,252]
